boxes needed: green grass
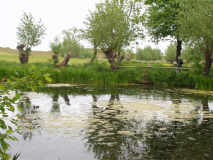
[0,47,212,90]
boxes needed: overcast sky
[0,0,169,52]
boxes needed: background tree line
[16,0,213,76]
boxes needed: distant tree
[154,48,163,60]
[124,49,135,61]
[165,44,176,63]
[16,12,46,64]
[136,46,162,61]
[84,0,144,72]
[144,0,183,62]
[178,0,213,76]
[61,28,88,58]
[49,36,61,65]
[136,48,144,60]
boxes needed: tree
[165,44,176,63]
[178,0,213,76]
[144,0,183,62]
[136,46,163,61]
[124,49,135,61]
[61,28,87,58]
[16,12,46,64]
[114,0,144,60]
[49,36,61,65]
[84,0,144,71]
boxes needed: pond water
[8,85,213,160]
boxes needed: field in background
[0,47,96,65]
[0,47,193,68]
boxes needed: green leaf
[43,73,51,77]
[6,102,15,112]
[12,91,20,101]
[2,153,10,160]
[6,127,13,134]
[38,80,44,87]
[0,119,7,129]
[0,84,5,89]
[1,140,10,152]
[44,76,52,82]
[17,105,23,113]
[8,136,18,141]
[7,78,11,83]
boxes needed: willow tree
[178,0,213,76]
[49,36,61,65]
[83,0,143,71]
[144,0,183,61]
[16,12,46,64]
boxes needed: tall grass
[0,59,212,90]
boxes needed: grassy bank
[0,60,213,90]
[0,47,213,90]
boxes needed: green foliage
[0,60,213,90]
[178,0,213,76]
[83,0,143,52]
[165,44,176,62]
[181,45,203,67]
[0,65,51,159]
[194,75,213,91]
[143,0,181,42]
[61,28,91,58]
[123,49,136,61]
[49,36,61,64]
[136,46,163,61]
[49,36,61,55]
[16,12,46,54]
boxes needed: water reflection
[10,85,213,159]
[20,95,40,139]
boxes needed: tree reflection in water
[84,89,213,160]
[85,94,145,160]
[19,92,71,140]
[19,95,41,141]
[15,86,213,159]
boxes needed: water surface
[8,85,213,160]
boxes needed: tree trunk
[118,56,124,65]
[117,50,121,60]
[203,52,212,76]
[61,52,71,65]
[90,44,97,63]
[104,50,118,72]
[176,39,182,62]
[17,44,29,64]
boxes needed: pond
[8,85,213,160]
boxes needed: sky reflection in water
[8,85,213,160]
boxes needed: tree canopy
[16,12,46,54]
[178,0,213,76]
[83,0,144,71]
[143,0,183,60]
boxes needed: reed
[0,60,212,90]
